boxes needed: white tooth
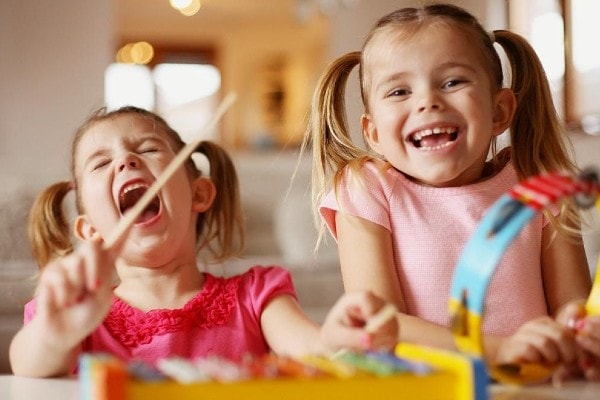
[122,182,147,195]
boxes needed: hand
[320,291,399,354]
[35,239,116,350]
[554,300,600,381]
[571,314,600,381]
[495,316,577,367]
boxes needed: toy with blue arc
[449,168,600,385]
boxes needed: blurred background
[1,0,599,373]
[2,0,599,181]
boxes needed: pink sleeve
[243,266,297,317]
[319,163,393,240]
[23,298,38,324]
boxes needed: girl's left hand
[320,291,399,353]
[573,315,600,380]
[556,301,600,381]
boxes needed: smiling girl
[303,3,599,378]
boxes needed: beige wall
[0,0,113,185]
[2,0,597,186]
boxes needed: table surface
[1,374,599,400]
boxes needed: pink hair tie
[68,181,77,190]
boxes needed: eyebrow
[81,133,170,168]
[374,61,479,92]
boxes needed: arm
[541,221,591,317]
[9,241,114,377]
[334,212,576,366]
[541,220,600,379]
[260,292,398,357]
[336,212,459,347]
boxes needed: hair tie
[68,181,76,190]
[488,30,496,43]
[191,152,211,176]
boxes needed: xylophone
[80,168,600,400]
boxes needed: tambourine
[449,168,600,384]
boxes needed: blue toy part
[448,168,600,385]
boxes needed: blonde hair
[28,106,244,268]
[302,3,580,241]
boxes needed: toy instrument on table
[80,168,600,400]
[449,167,600,385]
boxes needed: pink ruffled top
[24,266,296,366]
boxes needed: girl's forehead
[79,116,164,146]
[368,21,474,56]
[363,22,486,77]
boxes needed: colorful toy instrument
[449,168,600,384]
[80,168,600,400]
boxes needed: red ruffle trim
[103,274,239,347]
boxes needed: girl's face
[72,115,202,265]
[361,23,515,187]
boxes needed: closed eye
[92,159,110,171]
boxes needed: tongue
[136,207,158,223]
[420,133,450,148]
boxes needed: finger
[335,292,382,327]
[36,283,56,319]
[40,262,75,307]
[578,316,600,340]
[556,301,586,326]
[64,253,89,303]
[524,320,577,364]
[577,335,600,357]
[79,240,115,294]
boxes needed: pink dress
[24,266,296,365]
[321,160,549,336]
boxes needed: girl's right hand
[320,291,399,353]
[494,316,577,367]
[35,240,116,350]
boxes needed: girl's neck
[114,261,205,311]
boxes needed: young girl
[303,3,600,379]
[9,106,398,378]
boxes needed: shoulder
[335,159,404,199]
[224,266,297,314]
[237,265,294,292]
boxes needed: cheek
[80,180,113,218]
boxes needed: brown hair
[28,106,244,268]
[302,3,579,240]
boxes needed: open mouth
[119,183,160,223]
[409,127,458,150]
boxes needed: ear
[191,177,216,213]
[361,113,383,154]
[74,214,101,241]
[491,88,516,137]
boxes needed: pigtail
[195,141,244,262]
[493,30,577,180]
[302,51,370,231]
[27,181,74,268]
[494,30,581,236]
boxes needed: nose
[417,89,442,113]
[117,153,139,172]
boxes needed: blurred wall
[0,0,499,190]
[0,0,113,187]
